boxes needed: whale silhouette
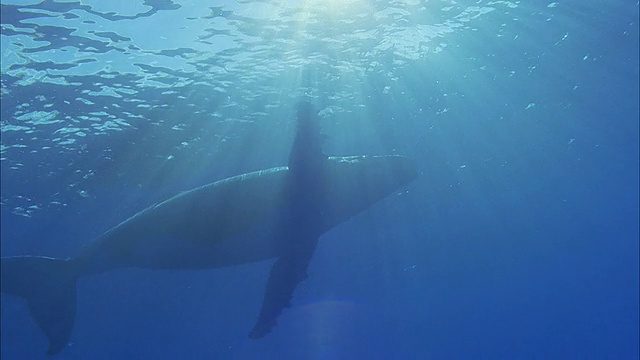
[1,102,418,355]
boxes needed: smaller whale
[1,102,418,355]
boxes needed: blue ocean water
[1,0,638,358]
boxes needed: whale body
[1,103,418,355]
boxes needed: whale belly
[73,167,292,274]
[75,212,286,273]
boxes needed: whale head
[319,154,418,227]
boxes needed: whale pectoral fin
[249,236,318,339]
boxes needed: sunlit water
[1,1,638,359]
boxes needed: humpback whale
[1,103,418,355]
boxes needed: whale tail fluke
[1,256,79,355]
